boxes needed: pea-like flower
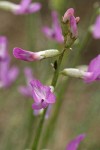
[66,134,85,150]
[0,0,41,15]
[30,79,56,110]
[0,36,19,88]
[61,54,100,83]
[92,15,100,39]
[84,54,100,83]
[62,8,80,39]
[13,47,60,62]
[42,11,64,43]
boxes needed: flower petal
[66,134,86,150]
[84,54,100,83]
[32,102,43,110]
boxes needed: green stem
[31,51,65,150]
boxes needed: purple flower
[18,67,33,97]
[63,8,80,38]
[66,134,86,150]
[13,47,41,61]
[0,36,19,88]
[30,79,56,110]
[42,11,64,43]
[13,47,60,62]
[92,15,100,39]
[0,57,19,88]
[14,0,41,15]
[84,54,100,83]
[0,0,41,15]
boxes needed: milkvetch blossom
[84,54,100,83]
[42,11,64,43]
[66,134,86,150]
[0,36,19,88]
[0,0,41,15]
[92,15,100,39]
[62,8,80,39]
[13,47,60,62]
[61,54,100,83]
[30,79,56,110]
[19,67,52,117]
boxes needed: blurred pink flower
[0,36,19,88]
[92,15,100,39]
[14,0,41,15]
[63,8,80,38]
[42,11,64,43]
[13,47,60,62]
[66,134,86,150]
[84,54,100,83]
[30,79,56,110]
[0,0,41,15]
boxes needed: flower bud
[61,68,92,79]
[13,47,60,61]
[61,8,80,48]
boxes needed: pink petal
[66,134,86,150]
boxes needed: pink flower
[42,11,64,43]
[14,0,42,15]
[13,47,60,62]
[13,47,41,61]
[84,54,100,83]
[92,15,100,39]
[63,8,80,38]
[30,79,56,110]
[0,0,41,15]
[0,56,19,88]
[0,36,19,88]
[66,134,86,150]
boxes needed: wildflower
[0,36,19,88]
[30,79,56,110]
[0,0,41,15]
[66,134,85,150]
[92,15,100,39]
[61,54,100,83]
[0,57,19,88]
[84,54,100,83]
[13,47,60,62]
[61,8,80,48]
[42,11,64,43]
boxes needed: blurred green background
[0,0,100,150]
